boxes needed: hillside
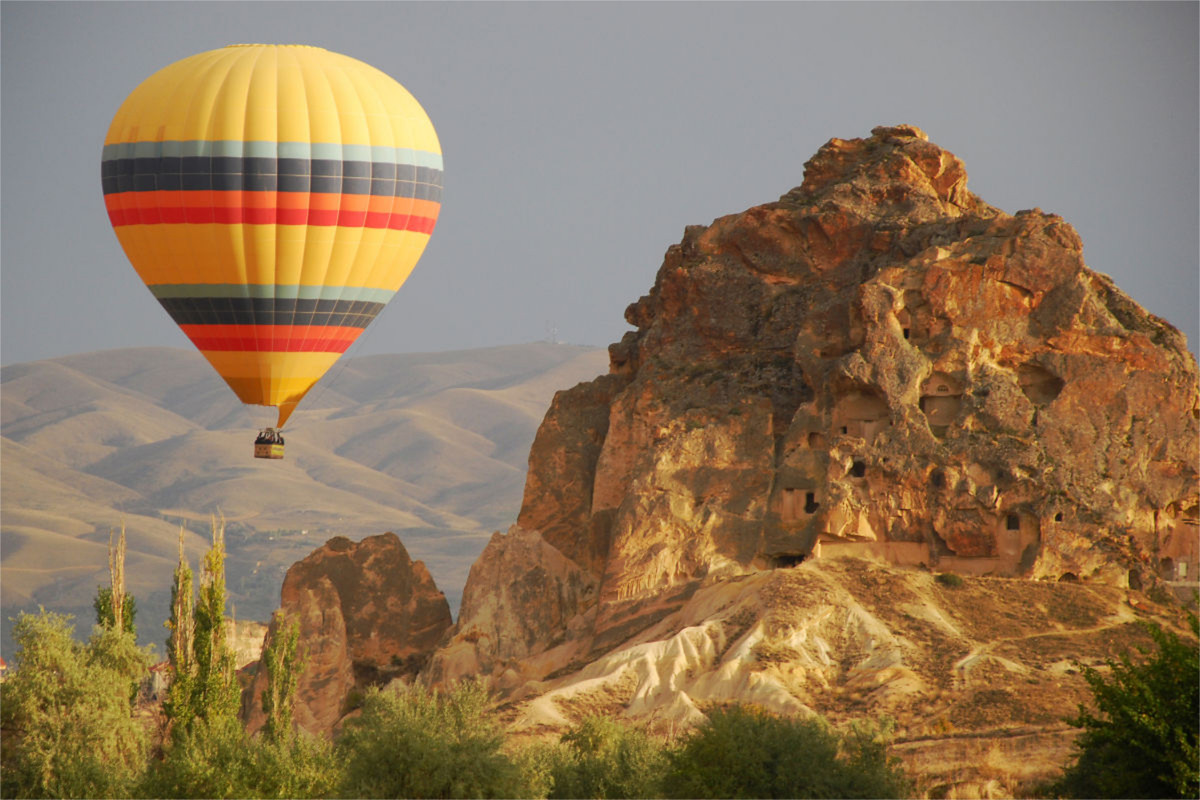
[498,555,1180,796]
[0,343,607,658]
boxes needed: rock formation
[244,532,451,737]
[430,124,1199,695]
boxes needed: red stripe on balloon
[179,324,363,352]
[105,191,439,233]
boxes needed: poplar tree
[162,519,239,735]
[191,514,240,722]
[109,522,126,631]
[261,611,303,745]
[94,522,137,635]
[163,524,196,733]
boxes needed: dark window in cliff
[1006,514,1021,531]
[930,469,945,489]
[1059,572,1079,582]
[1054,512,1064,522]
[769,553,807,569]
[840,426,848,434]
[902,328,911,339]
[804,492,819,513]
[850,460,866,478]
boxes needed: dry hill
[0,343,607,658]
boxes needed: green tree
[261,611,303,745]
[0,610,150,799]
[662,704,911,799]
[163,518,239,740]
[145,520,338,800]
[544,715,668,799]
[138,715,337,800]
[163,524,195,734]
[190,515,240,723]
[1052,614,1200,799]
[336,681,530,798]
[94,522,137,637]
[94,586,138,636]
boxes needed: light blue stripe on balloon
[147,284,396,303]
[102,140,443,169]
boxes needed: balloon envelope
[102,44,442,427]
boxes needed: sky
[2,1,1197,368]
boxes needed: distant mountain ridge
[0,343,608,658]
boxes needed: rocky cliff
[430,124,1199,693]
[255,125,1198,794]
[243,532,451,737]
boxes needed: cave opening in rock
[850,460,866,478]
[769,553,808,569]
[1018,364,1065,404]
[804,491,819,513]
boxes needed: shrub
[0,610,151,799]
[935,572,964,588]
[138,715,337,799]
[662,704,911,799]
[335,680,531,798]
[544,715,669,798]
[1051,614,1199,799]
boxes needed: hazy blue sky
[2,1,1197,367]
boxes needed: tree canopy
[0,611,151,799]
[1053,613,1199,799]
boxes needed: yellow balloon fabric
[102,45,442,427]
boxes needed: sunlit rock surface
[244,532,451,737]
[432,124,1198,697]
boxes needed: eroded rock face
[502,556,1177,798]
[431,124,1199,690]
[245,532,451,737]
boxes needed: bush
[662,704,911,799]
[335,680,531,798]
[138,715,337,799]
[935,572,965,588]
[0,610,151,799]
[1051,614,1199,799]
[544,715,669,798]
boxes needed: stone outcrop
[244,532,451,737]
[430,124,1200,693]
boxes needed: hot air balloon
[101,44,442,458]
